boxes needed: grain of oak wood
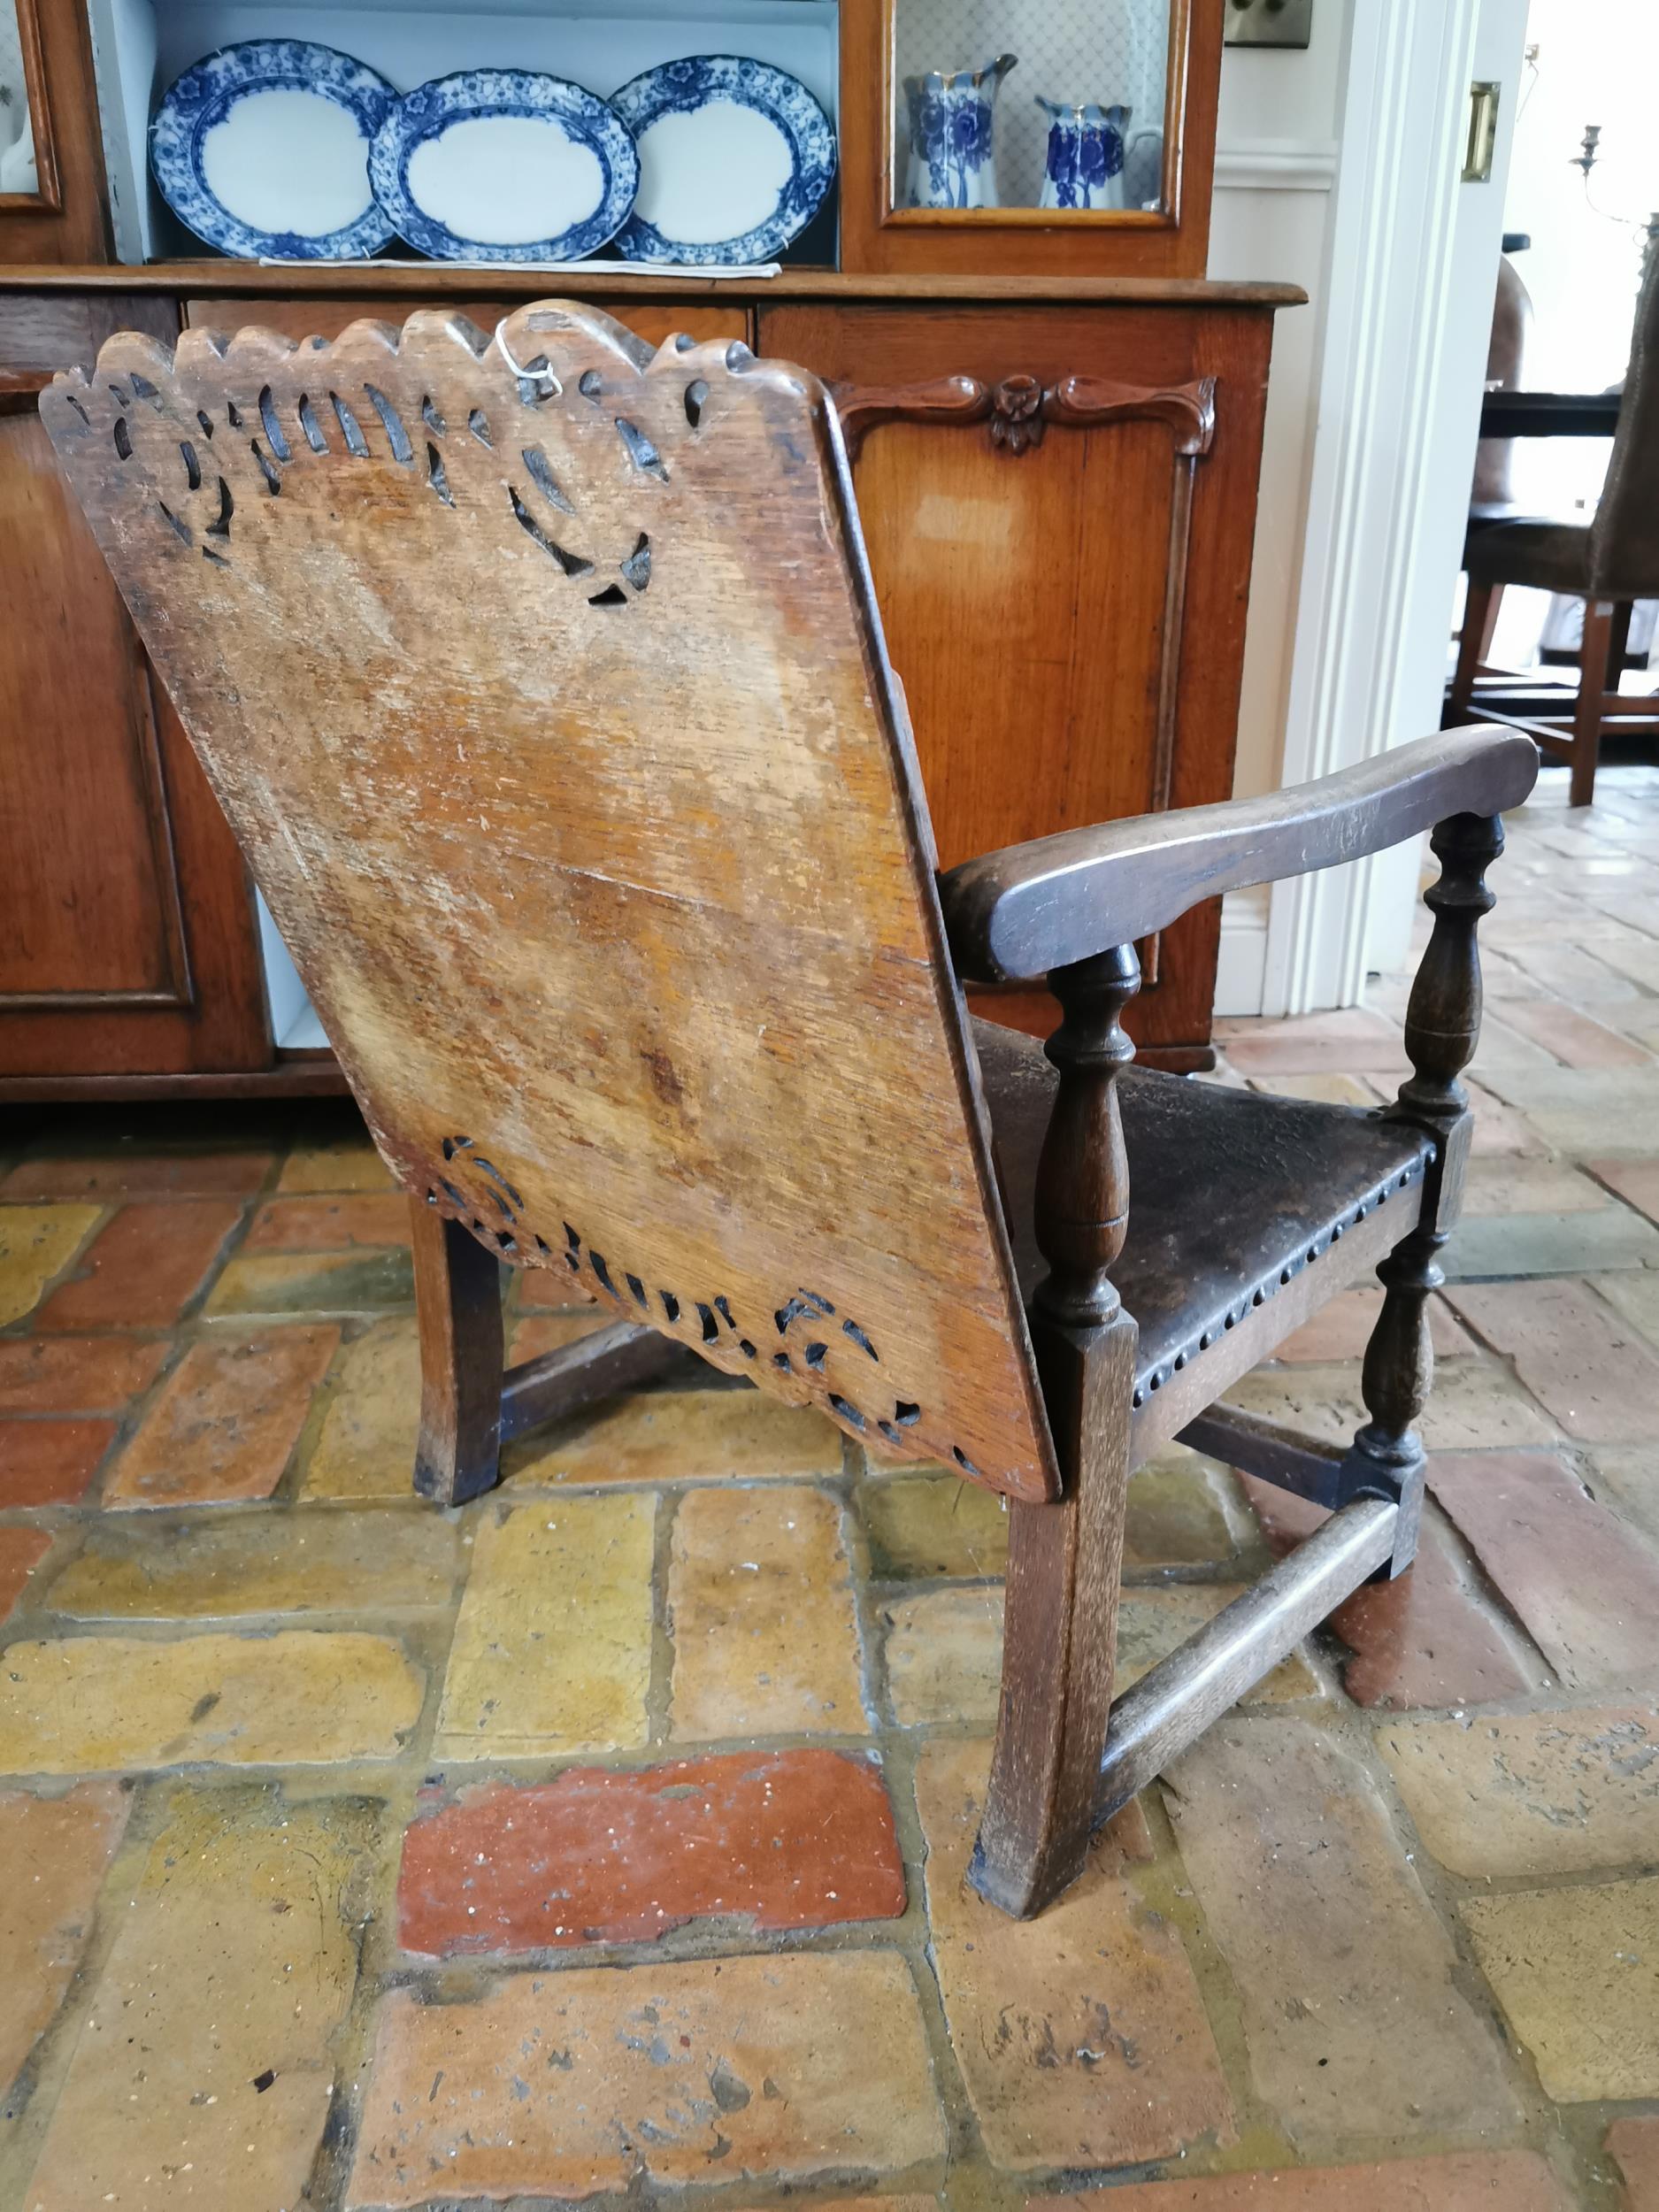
[41,301,1060,1502]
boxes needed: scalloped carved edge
[42,299,826,449]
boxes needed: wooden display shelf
[0,262,1303,308]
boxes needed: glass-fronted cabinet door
[839,0,1219,277]
[0,0,50,205]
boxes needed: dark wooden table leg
[1571,598,1616,806]
[411,1201,504,1506]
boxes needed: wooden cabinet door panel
[847,415,1181,866]
[0,294,270,1078]
[0,404,187,1000]
[758,303,1274,1058]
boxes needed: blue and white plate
[370,72,639,263]
[610,55,835,265]
[150,41,397,260]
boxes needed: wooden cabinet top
[0,263,1305,309]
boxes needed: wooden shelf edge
[0,1053,349,1103]
[0,261,1307,309]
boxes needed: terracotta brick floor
[2,765,1658,2210]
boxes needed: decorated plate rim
[609,53,836,266]
[150,38,398,262]
[368,69,641,265]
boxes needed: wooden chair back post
[40,301,1060,1502]
[1590,245,1659,598]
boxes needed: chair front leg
[973,1309,1137,1917]
[411,1202,505,1506]
[972,944,1139,1918]
[1348,810,1500,1575]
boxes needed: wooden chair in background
[1451,244,1659,805]
[42,303,1536,1916]
[1459,237,1536,671]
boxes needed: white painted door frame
[1258,0,1529,1015]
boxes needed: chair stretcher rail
[1094,1496,1397,1824]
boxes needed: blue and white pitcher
[903,54,1018,210]
[1037,98,1132,211]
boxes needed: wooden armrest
[937,726,1539,983]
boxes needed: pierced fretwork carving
[417,1139,1000,1485]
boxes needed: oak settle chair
[42,303,1537,1918]
[1452,244,1659,806]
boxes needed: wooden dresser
[0,0,1300,1096]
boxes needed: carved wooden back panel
[42,302,1058,1501]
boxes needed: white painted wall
[1208,0,1529,1014]
[1207,3,1347,1010]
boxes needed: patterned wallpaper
[0,0,39,196]
[893,0,1169,209]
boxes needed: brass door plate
[1225,0,1313,48]
[1463,81,1501,182]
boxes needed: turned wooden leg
[1571,597,1616,807]
[1346,1225,1440,1578]
[972,944,1140,1917]
[411,1201,504,1505]
[1363,810,1501,1573]
[1450,580,1494,715]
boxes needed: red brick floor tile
[750,2200,936,2212]
[1499,998,1653,1068]
[1026,2151,1574,2208]
[0,1334,167,1413]
[1379,1702,1659,1878]
[509,1308,611,1362]
[1164,1718,1519,2145]
[347,1951,945,2206]
[0,1529,50,1622]
[1446,1278,1659,1441]
[1465,1080,1548,1157]
[242,1194,412,1250]
[1461,1156,1615,1216]
[1587,1157,1659,1225]
[0,1417,117,1506]
[1219,1009,1410,1079]
[24,1787,373,2211]
[916,1738,1228,2171]
[104,1325,338,1506]
[1,1149,273,1201]
[1428,1450,1659,1686]
[0,1780,131,2100]
[1240,1479,1545,1708]
[35,1200,241,1331]
[398,1748,906,1955]
[1607,2116,1659,2212]
[1273,1287,1472,1365]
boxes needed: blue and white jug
[1038,98,1132,211]
[903,54,1018,210]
